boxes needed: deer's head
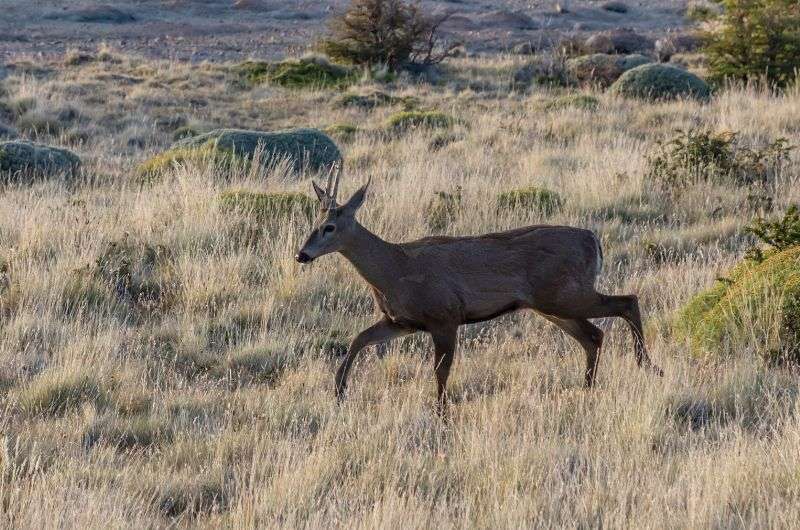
[295,164,369,264]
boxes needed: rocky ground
[2,1,689,62]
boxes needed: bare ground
[2,1,690,63]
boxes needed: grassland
[1,47,800,528]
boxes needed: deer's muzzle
[295,251,313,264]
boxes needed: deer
[295,166,663,413]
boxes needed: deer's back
[390,225,602,324]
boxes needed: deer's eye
[322,224,336,234]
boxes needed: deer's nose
[295,251,313,263]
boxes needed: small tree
[319,0,457,71]
[704,0,800,87]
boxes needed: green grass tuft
[496,186,564,216]
[386,110,453,132]
[218,190,317,222]
[537,94,600,112]
[136,143,242,179]
[18,372,105,417]
[236,56,356,89]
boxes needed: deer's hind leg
[562,293,663,377]
[544,316,604,387]
[335,317,412,401]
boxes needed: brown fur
[297,184,662,413]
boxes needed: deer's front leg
[335,317,411,402]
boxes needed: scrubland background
[2,1,800,529]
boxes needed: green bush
[646,128,792,189]
[0,140,81,180]
[746,205,800,262]
[704,0,800,87]
[318,0,457,71]
[235,56,356,89]
[141,128,342,178]
[496,186,564,216]
[386,110,453,131]
[675,245,800,364]
[268,56,356,89]
[610,63,711,101]
[218,190,317,222]
[136,144,241,179]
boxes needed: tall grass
[1,50,799,528]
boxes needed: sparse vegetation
[646,128,792,189]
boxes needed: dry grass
[1,48,800,528]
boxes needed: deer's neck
[339,222,406,293]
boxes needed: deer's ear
[312,181,327,202]
[342,180,370,215]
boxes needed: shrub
[136,144,241,179]
[18,372,105,416]
[218,190,317,222]
[610,63,711,101]
[0,140,81,180]
[619,54,652,70]
[172,125,200,141]
[319,0,458,71]
[324,123,359,142]
[386,110,453,131]
[746,205,800,262]
[512,57,570,89]
[703,0,800,88]
[675,245,800,364]
[269,56,356,89]
[235,56,356,89]
[496,186,564,216]
[566,54,623,87]
[645,129,792,189]
[141,128,342,177]
[336,90,401,109]
[425,188,462,231]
